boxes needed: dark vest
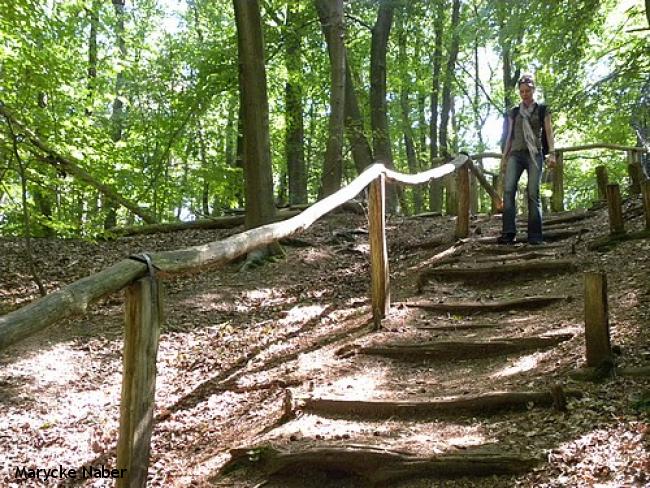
[510,103,544,152]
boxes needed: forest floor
[0,197,649,487]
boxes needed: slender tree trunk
[429,6,445,212]
[111,0,126,143]
[344,59,374,174]
[440,0,461,215]
[233,0,277,232]
[314,2,373,175]
[371,1,398,211]
[106,0,127,229]
[86,0,99,115]
[398,15,421,214]
[285,0,307,204]
[314,0,345,197]
[497,0,521,151]
[439,0,461,158]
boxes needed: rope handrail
[0,155,468,351]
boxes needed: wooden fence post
[368,174,389,329]
[551,151,564,212]
[584,272,611,367]
[470,158,480,214]
[455,162,470,238]
[643,180,650,231]
[491,174,501,214]
[117,275,163,488]
[595,165,608,201]
[606,183,625,235]
[628,165,643,195]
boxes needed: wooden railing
[468,145,647,213]
[0,154,471,487]
[1,142,647,486]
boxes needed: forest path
[0,203,648,488]
[213,209,611,487]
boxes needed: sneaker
[528,240,544,246]
[497,234,516,245]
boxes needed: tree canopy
[0,0,647,237]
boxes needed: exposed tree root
[570,366,650,381]
[414,323,499,331]
[474,243,565,254]
[418,259,577,288]
[587,229,650,251]
[400,295,568,313]
[538,209,594,226]
[353,333,574,361]
[469,250,559,263]
[296,388,583,418]
[402,235,449,251]
[221,444,540,485]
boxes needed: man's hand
[500,156,508,172]
[546,153,557,169]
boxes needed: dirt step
[400,295,568,313]
[222,444,540,485]
[345,333,574,361]
[297,388,582,419]
[418,259,576,288]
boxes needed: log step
[415,323,499,331]
[475,243,565,255]
[471,251,559,263]
[297,388,582,419]
[419,259,576,287]
[354,333,574,361]
[222,444,540,484]
[401,295,568,313]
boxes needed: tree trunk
[428,6,445,212]
[314,2,373,176]
[496,0,521,151]
[233,0,278,234]
[397,14,422,214]
[344,60,374,174]
[86,0,99,115]
[371,1,398,211]
[440,0,461,215]
[285,0,307,204]
[106,0,127,229]
[111,0,126,143]
[314,0,346,197]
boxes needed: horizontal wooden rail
[0,156,468,351]
[556,143,646,153]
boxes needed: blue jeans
[502,150,543,243]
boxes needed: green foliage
[0,0,647,236]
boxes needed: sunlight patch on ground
[279,304,326,326]
[548,421,649,487]
[313,371,383,400]
[4,344,84,387]
[490,351,549,378]
[300,248,335,264]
